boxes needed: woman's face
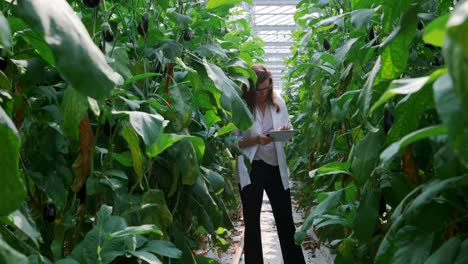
[255,79,271,103]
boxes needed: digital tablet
[268,130,298,142]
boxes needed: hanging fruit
[183,29,193,41]
[323,38,330,50]
[83,0,100,8]
[43,203,56,223]
[137,14,149,38]
[101,22,114,42]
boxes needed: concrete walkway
[236,192,334,264]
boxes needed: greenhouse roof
[251,0,298,91]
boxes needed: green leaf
[204,168,226,195]
[433,74,468,167]
[423,14,449,47]
[204,110,221,126]
[121,125,144,186]
[113,111,165,150]
[147,133,191,158]
[68,205,128,263]
[334,38,358,67]
[308,161,351,178]
[171,12,192,30]
[169,139,200,185]
[203,59,253,130]
[125,73,161,85]
[194,43,228,60]
[140,190,173,231]
[370,76,430,113]
[15,0,122,99]
[142,240,182,259]
[315,13,348,27]
[216,122,237,136]
[330,90,360,121]
[295,189,344,243]
[0,238,28,264]
[425,237,461,264]
[108,225,162,239]
[379,6,418,80]
[353,190,380,241]
[351,131,385,186]
[206,0,242,10]
[351,8,377,29]
[352,0,381,10]
[156,40,182,61]
[381,125,448,163]
[0,107,26,216]
[443,1,468,114]
[382,0,413,34]
[16,30,55,66]
[170,83,193,129]
[61,86,88,140]
[129,251,162,264]
[359,56,381,119]
[0,11,11,48]
[386,82,435,144]
[9,209,42,247]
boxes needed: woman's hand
[257,134,273,145]
[279,125,292,130]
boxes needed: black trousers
[240,160,306,264]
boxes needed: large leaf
[0,11,11,48]
[121,125,144,186]
[351,8,377,29]
[61,86,88,140]
[147,133,190,158]
[108,225,162,239]
[15,0,122,99]
[370,76,430,113]
[379,6,418,80]
[423,14,449,47]
[295,189,344,243]
[140,190,173,231]
[128,251,162,264]
[142,240,182,259]
[359,56,381,119]
[386,83,435,144]
[433,74,468,167]
[308,161,351,178]
[0,238,28,263]
[113,111,165,151]
[194,43,228,60]
[376,176,465,263]
[68,205,128,263]
[353,190,380,241]
[334,38,358,67]
[0,107,26,216]
[382,0,414,34]
[203,59,253,130]
[381,125,448,163]
[169,139,199,186]
[425,237,461,264]
[443,1,468,114]
[351,130,385,186]
[206,0,242,10]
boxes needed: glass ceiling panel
[251,0,298,91]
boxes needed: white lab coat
[235,92,291,190]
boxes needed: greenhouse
[0,0,467,263]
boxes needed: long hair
[241,64,280,116]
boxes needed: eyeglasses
[256,83,272,93]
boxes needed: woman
[235,64,305,264]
